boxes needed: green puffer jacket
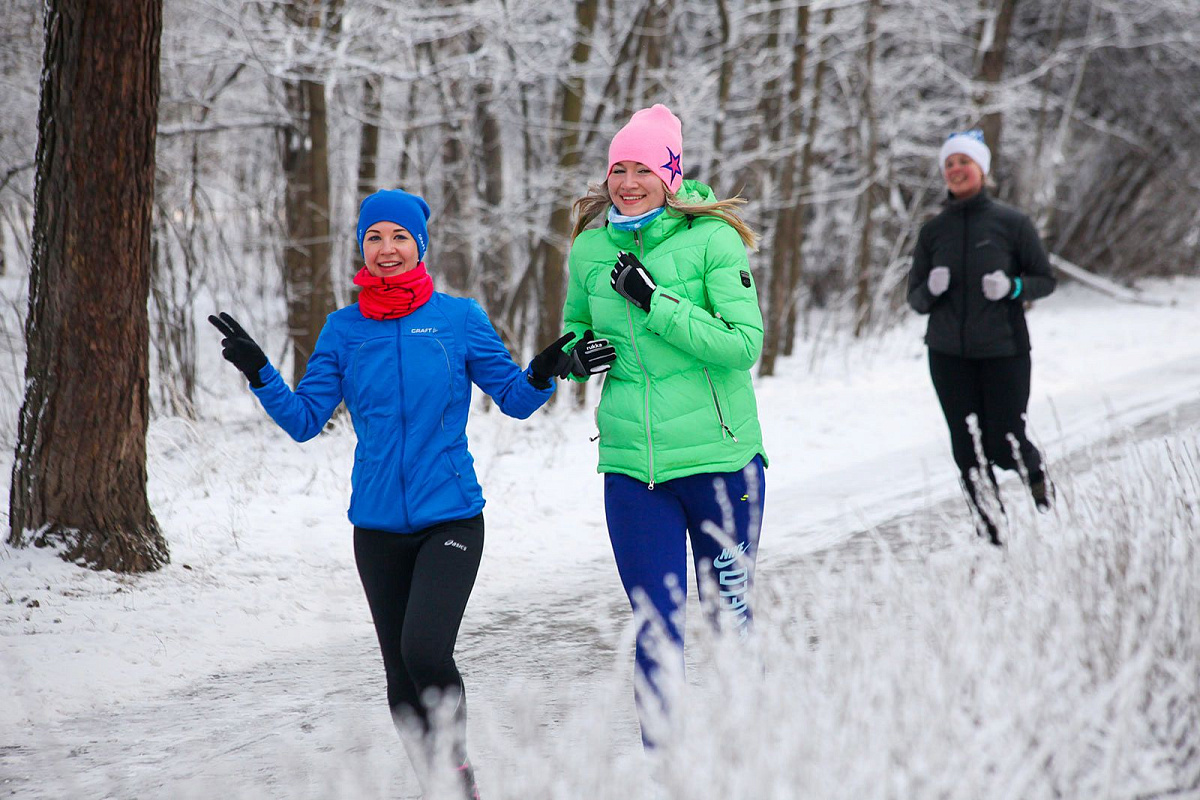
[563,180,767,485]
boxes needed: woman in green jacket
[561,104,767,748]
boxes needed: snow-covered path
[6,391,1199,800]
[3,279,1199,799]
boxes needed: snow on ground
[1,277,1199,797]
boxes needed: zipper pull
[722,424,739,443]
[648,480,655,491]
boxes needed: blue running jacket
[250,293,553,533]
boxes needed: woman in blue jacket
[209,189,607,799]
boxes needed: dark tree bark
[475,79,512,345]
[356,74,381,205]
[854,0,883,337]
[783,6,833,358]
[974,0,1022,191]
[1023,0,1072,211]
[760,2,810,377]
[528,0,599,408]
[414,28,475,295]
[9,0,168,572]
[280,1,336,386]
[639,0,673,107]
[536,0,598,363]
[710,0,735,186]
[351,73,382,291]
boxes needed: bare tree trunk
[1023,0,1072,210]
[1039,0,1098,238]
[639,0,673,107]
[577,3,652,156]
[349,72,382,299]
[280,74,335,386]
[759,2,809,377]
[475,79,512,343]
[853,0,882,337]
[500,81,540,344]
[616,1,651,119]
[418,28,476,295]
[356,74,381,204]
[731,5,780,202]
[438,110,471,292]
[710,0,735,186]
[279,1,335,386]
[783,6,833,358]
[537,0,598,359]
[758,5,784,150]
[974,0,1021,191]
[397,81,419,194]
[534,0,599,408]
[9,0,168,572]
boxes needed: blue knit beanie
[356,189,431,259]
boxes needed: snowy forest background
[2,0,1200,426]
[2,2,1200,798]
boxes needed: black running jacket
[907,190,1056,358]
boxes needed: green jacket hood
[675,179,717,204]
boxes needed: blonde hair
[570,182,760,251]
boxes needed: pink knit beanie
[607,104,684,194]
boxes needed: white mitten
[982,270,1012,301]
[927,266,950,296]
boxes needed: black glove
[561,330,615,379]
[208,312,268,388]
[528,332,575,389]
[610,252,656,312]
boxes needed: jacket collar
[604,206,688,252]
[601,178,717,253]
[943,187,992,213]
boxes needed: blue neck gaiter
[607,205,666,232]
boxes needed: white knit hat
[939,129,991,176]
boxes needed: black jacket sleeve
[1015,215,1056,301]
[907,225,939,314]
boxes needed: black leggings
[353,514,484,732]
[929,351,1044,526]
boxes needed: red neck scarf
[353,264,434,320]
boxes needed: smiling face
[943,153,985,199]
[607,160,668,217]
[362,222,421,277]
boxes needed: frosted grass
[6,432,1197,800]
[460,431,1200,799]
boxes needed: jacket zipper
[704,367,738,441]
[396,325,410,530]
[959,209,969,356]
[434,339,451,431]
[628,231,655,488]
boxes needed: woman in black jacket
[907,130,1057,544]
